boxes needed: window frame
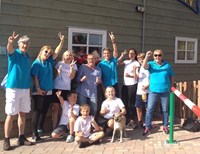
[175,36,198,64]
[68,27,107,56]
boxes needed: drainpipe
[142,0,146,51]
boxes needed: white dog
[110,113,126,143]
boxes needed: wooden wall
[1,0,200,136]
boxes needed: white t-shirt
[74,116,93,137]
[59,101,80,125]
[101,97,125,119]
[54,61,78,90]
[136,66,149,95]
[123,60,140,85]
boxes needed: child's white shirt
[136,66,149,95]
[59,101,80,125]
[74,116,93,137]
[101,97,125,119]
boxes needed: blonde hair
[37,45,53,59]
[62,50,74,61]
[105,86,115,98]
[80,103,90,112]
[137,52,145,59]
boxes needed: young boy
[51,91,79,142]
[134,53,149,128]
[74,104,104,148]
[100,87,126,133]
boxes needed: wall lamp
[136,5,145,13]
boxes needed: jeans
[145,91,169,129]
[77,93,97,116]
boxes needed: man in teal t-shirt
[3,32,32,151]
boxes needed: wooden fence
[174,81,200,119]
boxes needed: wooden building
[0,0,200,137]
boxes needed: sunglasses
[154,54,162,57]
[44,50,52,55]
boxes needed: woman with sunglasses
[142,49,175,136]
[31,32,64,141]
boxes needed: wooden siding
[0,0,200,124]
[145,0,200,81]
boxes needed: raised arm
[109,32,118,58]
[7,31,19,54]
[52,32,65,60]
[69,60,77,79]
[56,90,65,106]
[117,50,127,65]
[142,51,152,69]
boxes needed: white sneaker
[66,135,74,143]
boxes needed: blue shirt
[31,56,54,92]
[148,60,174,93]
[97,57,118,88]
[6,48,31,89]
[76,64,102,98]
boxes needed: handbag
[1,74,7,89]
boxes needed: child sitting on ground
[74,104,104,148]
[51,91,79,143]
[100,86,126,135]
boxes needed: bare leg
[18,112,26,135]
[136,108,143,122]
[51,103,60,129]
[69,117,76,135]
[4,115,15,138]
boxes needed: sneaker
[142,128,151,136]
[17,135,32,146]
[3,138,11,151]
[32,134,43,142]
[137,122,144,129]
[66,135,74,143]
[79,141,90,148]
[37,129,43,135]
[163,127,169,134]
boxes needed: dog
[110,113,126,143]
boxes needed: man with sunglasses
[142,49,174,135]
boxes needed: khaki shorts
[5,88,31,115]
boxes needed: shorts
[5,88,31,115]
[51,89,70,103]
[135,94,148,108]
[52,124,69,135]
[98,117,111,130]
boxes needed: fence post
[166,92,177,144]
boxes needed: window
[175,37,198,63]
[68,27,107,58]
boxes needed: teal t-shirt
[31,56,54,92]
[6,48,31,89]
[97,57,118,88]
[148,60,174,93]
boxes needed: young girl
[100,87,126,133]
[51,50,77,129]
[74,104,104,148]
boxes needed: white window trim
[175,36,198,64]
[68,27,107,55]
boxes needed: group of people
[2,31,174,151]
